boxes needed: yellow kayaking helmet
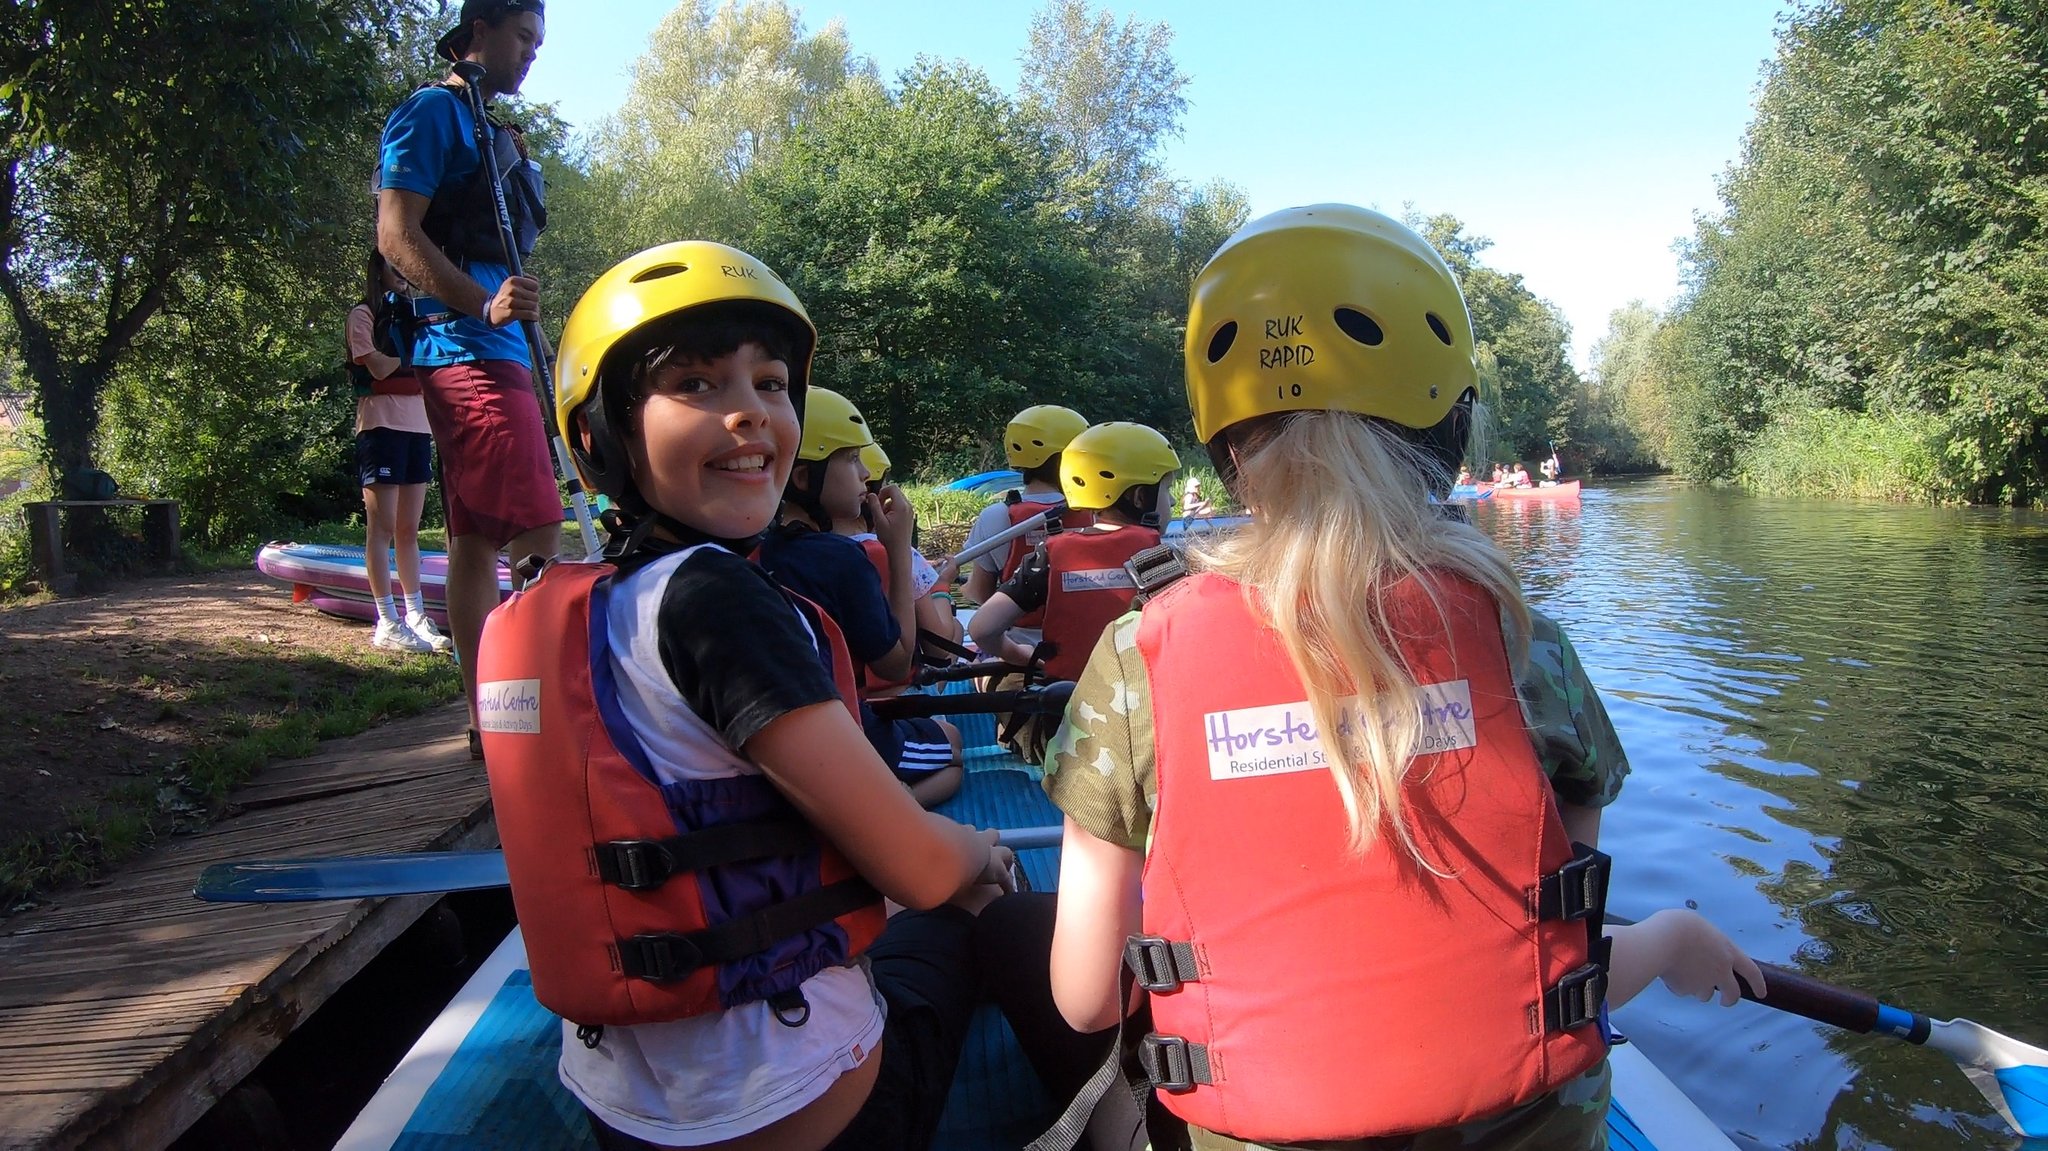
[1060,422,1179,515]
[798,387,875,463]
[1004,405,1089,469]
[859,441,891,484]
[1184,204,1477,446]
[554,241,816,510]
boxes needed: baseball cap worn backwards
[435,0,545,62]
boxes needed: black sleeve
[655,548,843,749]
[995,545,1051,612]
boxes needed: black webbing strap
[1535,842,1611,925]
[1028,940,1206,1151]
[870,681,1075,720]
[915,629,977,667]
[1535,841,1613,1034]
[1124,935,1201,992]
[615,878,881,982]
[593,818,819,891]
[1126,543,1188,607]
[913,659,1028,686]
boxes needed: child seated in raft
[959,404,1091,621]
[848,440,966,662]
[969,422,1178,676]
[524,241,1019,1151]
[1039,206,1760,1150]
[757,387,964,808]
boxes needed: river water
[1472,478,2048,1150]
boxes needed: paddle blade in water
[1924,1018,2048,1136]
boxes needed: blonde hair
[1192,412,1529,867]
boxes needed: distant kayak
[1481,480,1581,501]
[254,541,513,628]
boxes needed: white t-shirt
[557,543,886,1146]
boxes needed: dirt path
[0,569,437,852]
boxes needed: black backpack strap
[1126,543,1189,607]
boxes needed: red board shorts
[414,360,561,547]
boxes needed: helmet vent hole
[1426,313,1453,345]
[1098,470,1115,479]
[1333,308,1383,346]
[630,263,688,283]
[1206,322,1237,364]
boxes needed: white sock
[404,590,426,621]
[376,594,400,625]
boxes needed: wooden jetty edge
[0,701,491,1151]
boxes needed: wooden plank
[0,697,500,1151]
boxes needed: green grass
[1735,406,1948,502]
[0,648,460,915]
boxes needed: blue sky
[520,1,1790,368]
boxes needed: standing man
[377,0,556,756]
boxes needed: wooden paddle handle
[1737,962,1880,1034]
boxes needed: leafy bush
[1735,405,1947,501]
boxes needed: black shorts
[892,716,956,782]
[583,906,980,1151]
[356,427,434,487]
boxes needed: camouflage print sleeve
[1041,610,1156,852]
[1518,610,1631,809]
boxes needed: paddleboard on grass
[254,541,514,628]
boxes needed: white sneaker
[405,612,455,654]
[373,618,436,654]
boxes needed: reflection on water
[1473,479,2048,1151]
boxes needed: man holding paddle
[377,0,557,755]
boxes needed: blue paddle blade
[194,851,511,902]
[1996,1066,2048,1137]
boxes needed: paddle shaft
[1607,914,1926,1042]
[449,61,600,557]
[948,511,1050,571]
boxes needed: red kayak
[1477,480,1581,501]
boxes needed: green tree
[0,0,397,488]
[1575,301,1665,471]
[591,0,870,253]
[745,63,1128,474]
[1019,0,1189,228]
[1412,213,1581,466]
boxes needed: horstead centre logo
[1202,681,1476,780]
[477,678,542,735]
[1061,567,1137,593]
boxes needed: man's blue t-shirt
[379,85,528,368]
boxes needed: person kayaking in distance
[1038,205,1761,1150]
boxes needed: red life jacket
[478,558,885,1028]
[1130,570,1608,1142]
[1036,524,1160,681]
[855,536,913,696]
[1000,493,1092,629]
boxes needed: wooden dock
[0,702,491,1151]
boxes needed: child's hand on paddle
[1650,909,1767,1006]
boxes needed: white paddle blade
[1924,1018,2048,1136]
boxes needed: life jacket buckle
[1537,843,1611,924]
[1124,934,1197,993]
[620,933,705,982]
[596,840,678,891]
[1544,962,1608,1033]
[1125,543,1187,606]
[1136,1033,1212,1093]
